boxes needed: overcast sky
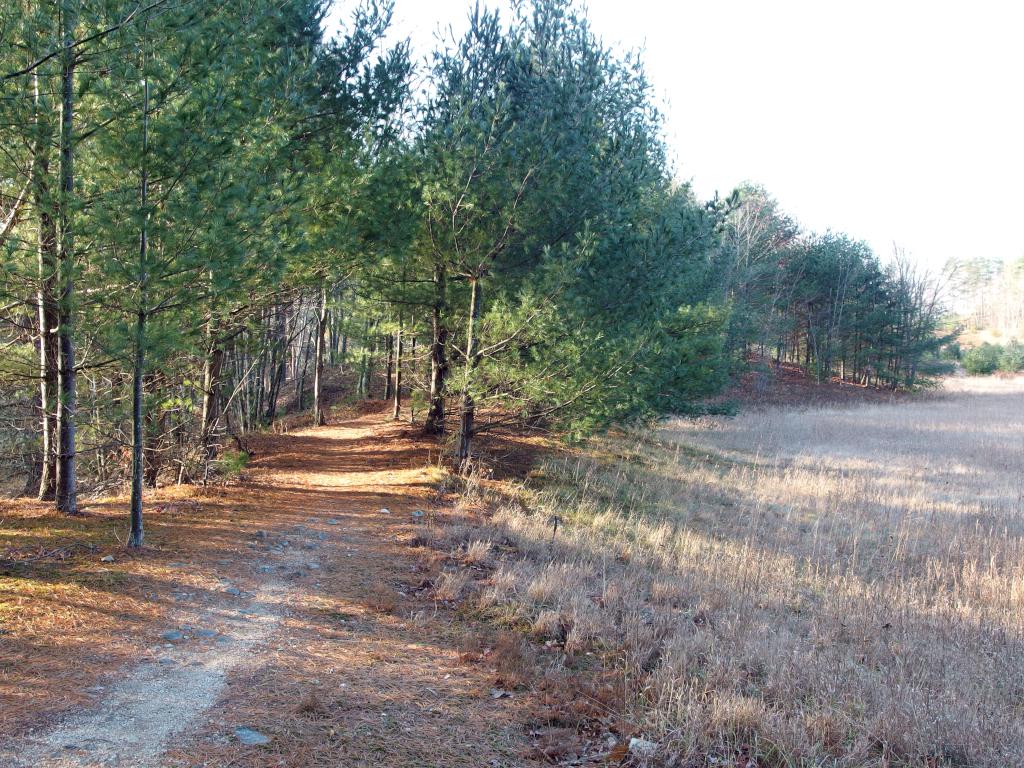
[325,0,1024,270]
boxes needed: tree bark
[392,315,403,420]
[200,321,224,467]
[425,263,448,435]
[143,397,164,488]
[409,336,417,424]
[264,305,286,423]
[383,331,395,401]
[297,321,312,411]
[55,2,78,516]
[35,76,58,501]
[313,283,328,425]
[128,70,149,548]
[456,276,481,470]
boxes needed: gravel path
[2,528,321,767]
[0,410,533,768]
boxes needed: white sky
[326,0,1024,270]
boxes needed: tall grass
[455,377,1024,766]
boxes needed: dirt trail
[2,409,534,768]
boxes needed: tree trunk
[143,391,164,489]
[392,316,403,420]
[297,321,312,411]
[265,305,286,423]
[128,71,149,549]
[55,5,78,516]
[409,336,417,424]
[356,318,372,398]
[129,307,146,546]
[328,306,337,367]
[425,263,448,435]
[456,276,481,470]
[313,283,328,425]
[35,78,58,501]
[200,321,225,467]
[383,331,395,401]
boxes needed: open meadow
[454,376,1024,766]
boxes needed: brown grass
[440,377,1024,767]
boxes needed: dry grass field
[448,377,1024,766]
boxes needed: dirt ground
[0,405,542,767]
[711,358,910,409]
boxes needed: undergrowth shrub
[998,340,1024,372]
[963,343,1001,374]
[963,341,1024,374]
[214,449,250,479]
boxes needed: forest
[0,0,951,536]
[7,3,1021,768]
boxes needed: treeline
[952,256,1024,338]
[0,0,950,542]
[717,186,953,389]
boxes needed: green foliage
[713,184,954,390]
[961,341,1024,375]
[215,449,250,479]
[963,343,1003,375]
[0,0,960,493]
[998,341,1024,373]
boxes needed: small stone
[234,727,269,746]
[411,510,425,519]
[224,586,242,596]
[157,657,175,665]
[100,555,115,563]
[307,562,320,570]
[327,519,340,525]
[628,737,658,758]
[161,630,184,642]
[195,629,218,639]
[380,508,391,515]
[256,565,273,574]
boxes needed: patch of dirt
[714,358,909,409]
[0,405,541,767]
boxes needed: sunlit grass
[452,377,1024,766]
